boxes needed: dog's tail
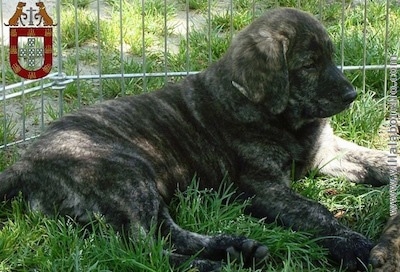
[0,162,26,201]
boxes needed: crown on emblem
[45,45,52,54]
[27,28,36,36]
[45,28,52,36]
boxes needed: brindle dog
[0,8,398,271]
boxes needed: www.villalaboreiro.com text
[388,55,399,217]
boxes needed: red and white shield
[9,27,53,80]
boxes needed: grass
[0,115,18,144]
[178,0,210,11]
[0,175,391,271]
[0,196,173,272]
[331,90,386,148]
[0,0,399,271]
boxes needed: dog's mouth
[311,96,356,118]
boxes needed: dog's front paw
[370,242,400,272]
[323,230,373,271]
[226,238,269,267]
[210,235,268,268]
[370,214,400,272]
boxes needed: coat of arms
[4,1,56,79]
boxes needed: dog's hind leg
[313,123,398,186]
[158,206,268,270]
[0,161,28,201]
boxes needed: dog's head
[17,2,26,7]
[229,8,356,119]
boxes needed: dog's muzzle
[341,89,357,104]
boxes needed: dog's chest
[290,122,325,177]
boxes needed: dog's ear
[231,29,290,114]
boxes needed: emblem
[5,1,56,79]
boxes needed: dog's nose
[342,90,357,103]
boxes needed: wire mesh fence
[0,0,399,148]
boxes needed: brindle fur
[370,214,400,272]
[0,8,398,271]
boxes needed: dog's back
[0,76,230,227]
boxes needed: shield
[9,27,53,79]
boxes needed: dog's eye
[303,62,316,70]
[303,62,315,69]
